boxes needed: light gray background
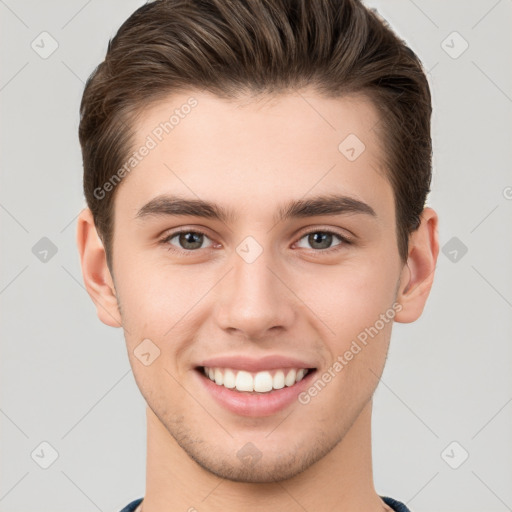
[1,1,511,511]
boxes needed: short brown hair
[79,0,432,270]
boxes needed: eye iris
[309,232,332,249]
[179,232,203,250]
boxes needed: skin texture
[77,89,439,512]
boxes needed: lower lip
[194,368,317,417]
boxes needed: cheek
[293,264,397,417]
[115,255,197,330]
[114,257,220,382]
[296,257,399,337]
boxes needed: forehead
[114,88,394,225]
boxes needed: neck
[141,399,389,512]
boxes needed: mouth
[195,366,318,394]
[194,365,318,417]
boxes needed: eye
[295,230,351,251]
[161,229,214,253]
[159,227,352,255]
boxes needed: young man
[76,1,438,511]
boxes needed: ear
[76,208,122,328]
[394,207,439,323]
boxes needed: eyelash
[159,228,353,256]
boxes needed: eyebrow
[135,193,377,225]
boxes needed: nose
[214,244,296,340]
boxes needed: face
[95,89,411,482]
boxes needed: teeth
[223,369,236,389]
[273,370,285,390]
[202,366,311,393]
[253,371,273,392]
[236,370,254,392]
[285,369,296,386]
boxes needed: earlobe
[76,208,122,328]
[394,207,439,323]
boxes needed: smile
[195,366,318,417]
[200,366,313,393]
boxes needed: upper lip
[196,355,317,373]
